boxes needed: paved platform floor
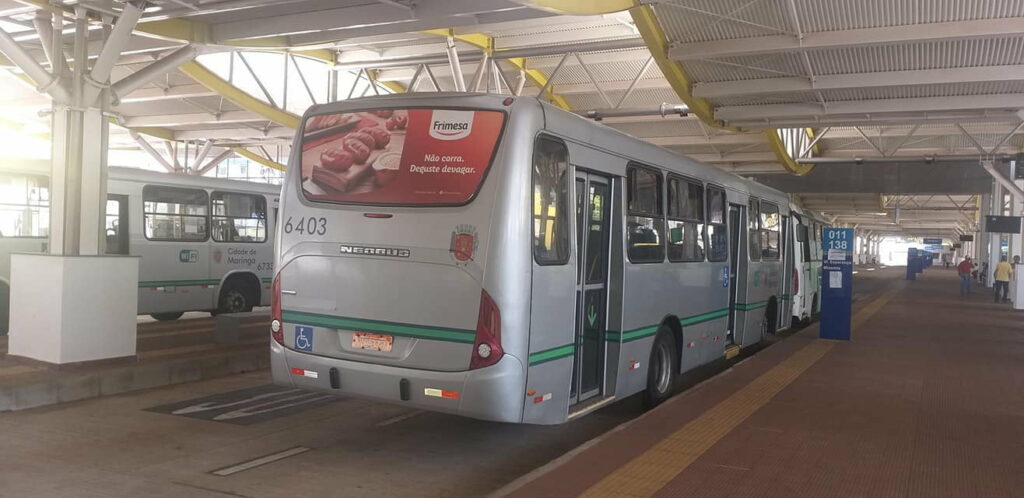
[502,266,1024,498]
[4,265,1007,498]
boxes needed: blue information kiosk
[821,228,854,340]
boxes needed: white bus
[270,94,795,424]
[0,160,279,333]
[789,205,828,325]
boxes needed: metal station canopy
[1,0,1023,237]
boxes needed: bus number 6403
[284,216,327,236]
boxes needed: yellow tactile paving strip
[581,283,903,498]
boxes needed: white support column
[8,5,138,365]
[445,36,466,92]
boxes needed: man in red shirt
[957,256,975,296]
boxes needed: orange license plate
[352,332,393,352]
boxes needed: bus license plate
[352,332,393,352]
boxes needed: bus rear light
[470,289,502,370]
[271,274,283,345]
[792,268,799,295]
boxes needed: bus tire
[150,312,184,321]
[810,294,820,321]
[761,298,778,343]
[643,327,678,408]
[218,278,257,314]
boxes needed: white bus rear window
[299,108,505,206]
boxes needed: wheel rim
[654,341,672,394]
[224,290,247,313]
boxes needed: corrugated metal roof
[653,0,794,43]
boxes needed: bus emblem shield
[450,224,478,264]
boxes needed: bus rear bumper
[270,340,526,423]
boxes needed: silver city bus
[0,160,279,333]
[270,94,793,424]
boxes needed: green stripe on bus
[780,294,791,301]
[680,308,729,327]
[139,279,220,288]
[282,310,476,344]
[621,325,658,342]
[529,344,575,366]
[261,277,273,284]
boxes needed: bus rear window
[299,108,506,206]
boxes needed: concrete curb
[0,348,270,412]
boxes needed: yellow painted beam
[179,61,300,129]
[764,129,815,175]
[629,5,729,131]
[630,4,811,175]
[233,146,286,171]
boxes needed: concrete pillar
[4,5,145,364]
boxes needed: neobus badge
[428,110,474,141]
[339,244,410,258]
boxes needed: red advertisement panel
[300,108,505,205]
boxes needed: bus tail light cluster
[271,274,283,345]
[470,289,502,370]
[792,268,799,295]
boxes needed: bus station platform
[500,266,1024,498]
[0,313,269,412]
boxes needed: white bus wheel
[643,327,678,408]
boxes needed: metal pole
[0,28,69,101]
[109,45,200,102]
[196,148,234,176]
[513,69,526,96]
[615,56,653,109]
[469,54,488,92]
[86,0,145,104]
[573,52,612,108]
[445,36,466,92]
[132,132,176,172]
[423,64,441,91]
[537,53,569,99]
[193,140,214,168]
[407,64,424,92]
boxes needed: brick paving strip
[580,281,904,497]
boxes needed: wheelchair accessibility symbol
[295,326,313,352]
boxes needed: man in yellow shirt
[993,256,1013,303]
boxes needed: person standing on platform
[958,257,974,296]
[993,256,1013,303]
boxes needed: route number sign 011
[825,228,853,262]
[821,227,854,341]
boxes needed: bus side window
[211,191,267,243]
[532,136,570,265]
[666,175,705,262]
[748,198,761,261]
[706,186,728,262]
[143,185,208,241]
[760,202,780,260]
[626,164,664,263]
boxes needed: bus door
[779,215,791,330]
[105,194,130,255]
[727,204,743,344]
[571,171,611,404]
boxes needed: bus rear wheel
[218,280,256,314]
[643,327,678,408]
[150,312,183,321]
